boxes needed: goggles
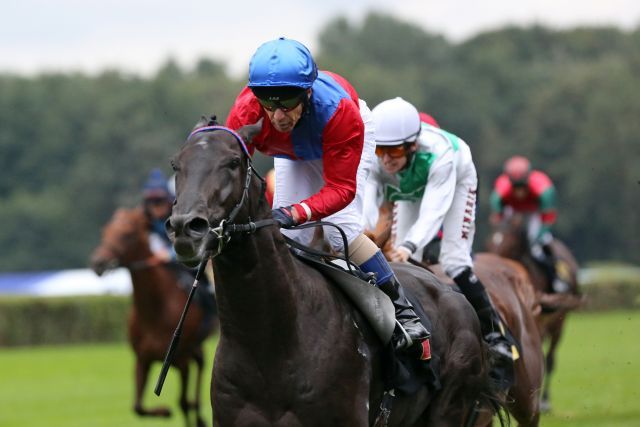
[145,197,170,206]
[375,144,408,159]
[256,95,304,112]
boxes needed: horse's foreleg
[134,358,172,417]
[541,315,566,413]
[191,349,207,427]
[177,362,192,426]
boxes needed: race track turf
[0,311,638,426]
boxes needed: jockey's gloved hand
[271,205,298,229]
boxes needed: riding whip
[154,256,209,396]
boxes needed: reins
[155,124,366,396]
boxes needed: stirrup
[395,320,413,349]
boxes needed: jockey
[143,169,215,298]
[363,97,514,364]
[226,37,430,359]
[142,168,176,263]
[490,156,568,293]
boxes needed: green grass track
[0,311,638,426]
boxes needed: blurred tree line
[0,13,638,271]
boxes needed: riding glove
[271,205,297,229]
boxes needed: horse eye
[170,159,180,172]
[229,157,241,169]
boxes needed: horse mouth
[173,236,207,268]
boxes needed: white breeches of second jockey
[395,156,478,279]
[273,99,376,251]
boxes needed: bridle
[185,125,275,259]
[156,123,361,396]
[182,125,359,273]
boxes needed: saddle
[291,249,441,396]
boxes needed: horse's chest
[213,360,369,426]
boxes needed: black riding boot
[360,250,430,358]
[378,276,431,355]
[454,268,513,364]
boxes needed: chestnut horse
[368,207,544,426]
[166,117,504,426]
[486,213,582,412]
[90,207,217,427]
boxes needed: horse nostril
[186,217,209,237]
[165,218,174,235]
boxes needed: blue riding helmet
[143,168,171,200]
[248,37,318,90]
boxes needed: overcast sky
[2,0,639,78]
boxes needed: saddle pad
[294,252,396,345]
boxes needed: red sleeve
[541,211,557,225]
[494,174,512,198]
[226,87,267,155]
[419,112,440,128]
[301,98,364,220]
[528,171,553,197]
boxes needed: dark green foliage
[0,61,243,271]
[0,14,638,271]
[0,295,130,346]
[315,16,640,264]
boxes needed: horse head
[166,116,265,267]
[486,211,529,259]
[90,207,151,275]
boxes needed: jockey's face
[145,197,172,220]
[379,143,416,174]
[262,90,310,133]
[266,104,303,133]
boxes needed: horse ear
[237,119,263,144]
[193,114,218,131]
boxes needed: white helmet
[372,97,421,146]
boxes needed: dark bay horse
[90,207,217,427]
[486,213,582,412]
[367,210,544,425]
[166,118,504,426]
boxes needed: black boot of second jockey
[360,250,431,359]
[454,267,513,364]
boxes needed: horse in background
[165,117,505,426]
[90,207,217,427]
[367,206,544,426]
[486,212,582,412]
[429,255,544,426]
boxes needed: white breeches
[395,164,478,278]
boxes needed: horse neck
[127,244,179,318]
[212,227,301,346]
